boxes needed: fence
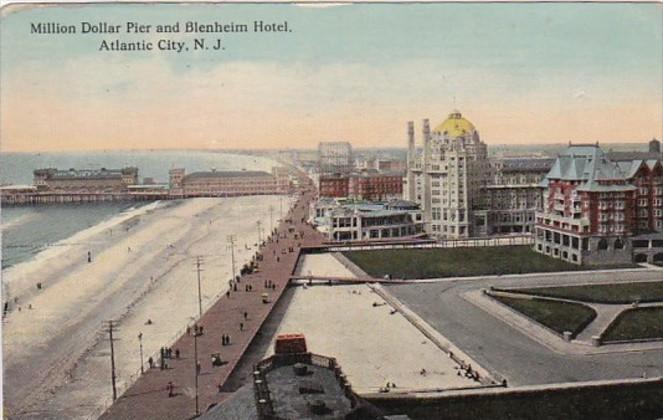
[326,235,534,252]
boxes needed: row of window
[431,224,467,235]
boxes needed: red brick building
[318,174,350,198]
[318,170,403,201]
[534,144,663,265]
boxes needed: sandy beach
[264,254,481,394]
[2,195,293,419]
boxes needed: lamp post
[138,332,144,374]
[269,205,274,234]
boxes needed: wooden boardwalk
[100,181,324,420]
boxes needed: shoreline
[2,194,295,418]
[1,200,163,310]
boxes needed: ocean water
[0,150,277,268]
[0,150,275,185]
[1,202,140,268]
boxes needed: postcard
[1,2,662,419]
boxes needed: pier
[0,189,285,206]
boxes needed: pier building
[168,168,288,198]
[33,167,138,191]
[1,165,291,205]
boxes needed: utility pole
[226,235,236,283]
[279,195,283,218]
[104,320,118,401]
[138,332,144,374]
[194,256,204,318]
[194,327,200,416]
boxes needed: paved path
[100,175,325,420]
[575,303,628,343]
[475,286,663,349]
[387,270,663,387]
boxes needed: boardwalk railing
[326,234,534,252]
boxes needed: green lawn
[499,281,663,304]
[342,246,621,279]
[602,307,663,342]
[492,295,597,337]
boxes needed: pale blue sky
[1,3,661,151]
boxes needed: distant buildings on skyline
[318,141,354,175]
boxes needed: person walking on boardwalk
[167,381,174,397]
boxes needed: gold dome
[433,111,475,137]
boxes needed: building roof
[384,199,420,210]
[354,170,404,178]
[0,184,37,191]
[184,170,272,180]
[127,184,169,190]
[200,383,258,419]
[34,167,138,180]
[316,197,339,206]
[265,363,354,419]
[606,151,663,162]
[329,203,411,218]
[200,352,389,420]
[546,144,625,182]
[615,160,644,179]
[544,144,662,192]
[576,183,636,192]
[432,111,476,137]
[500,158,555,173]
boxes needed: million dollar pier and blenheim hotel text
[29,20,292,52]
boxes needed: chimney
[422,119,432,231]
[407,121,415,162]
[422,119,431,163]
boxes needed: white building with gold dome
[405,111,491,238]
[404,111,551,239]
